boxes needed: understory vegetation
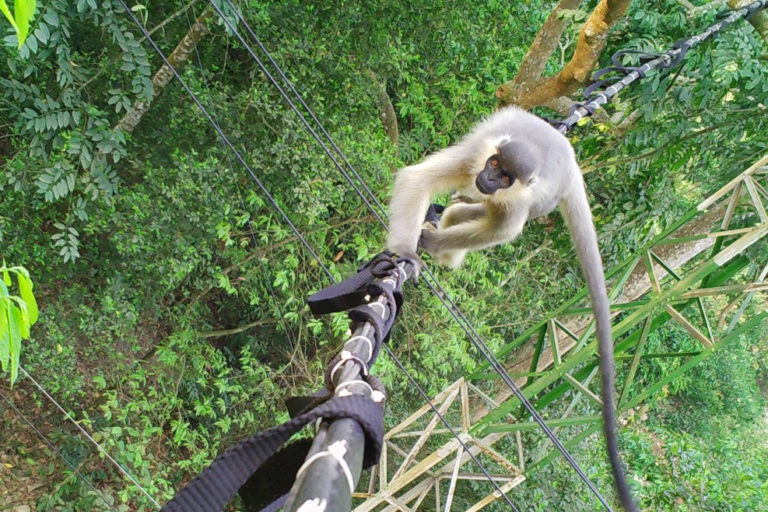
[1,0,766,510]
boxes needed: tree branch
[77,1,201,94]
[497,0,633,109]
[675,0,696,10]
[679,0,727,17]
[512,0,585,86]
[114,8,213,133]
[366,69,399,145]
[198,319,276,339]
[146,0,200,38]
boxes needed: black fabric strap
[425,203,445,226]
[239,438,314,512]
[349,303,388,363]
[306,252,404,316]
[306,252,405,368]
[284,389,332,418]
[160,395,384,512]
[307,267,381,316]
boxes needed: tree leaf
[17,272,37,325]
[42,8,56,26]
[33,18,47,43]
[0,301,9,372]
[17,300,29,338]
[0,0,19,32]
[24,32,36,52]
[14,0,36,48]
[8,303,22,383]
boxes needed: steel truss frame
[355,154,768,511]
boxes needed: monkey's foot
[432,250,467,269]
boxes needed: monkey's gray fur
[386,106,638,512]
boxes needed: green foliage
[643,326,767,432]
[0,0,766,509]
[0,263,38,383]
[0,0,36,48]
[513,320,768,511]
[1,0,151,262]
[519,408,768,511]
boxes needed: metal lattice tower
[356,153,768,511]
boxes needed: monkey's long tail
[562,188,639,512]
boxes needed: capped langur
[386,107,638,512]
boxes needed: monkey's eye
[500,174,512,186]
[489,156,500,167]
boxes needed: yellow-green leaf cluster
[0,0,36,48]
[0,263,38,384]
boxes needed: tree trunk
[728,0,768,43]
[511,0,585,87]
[367,70,399,146]
[497,0,633,109]
[115,8,213,133]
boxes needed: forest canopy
[1,1,767,511]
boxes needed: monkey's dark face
[476,154,514,195]
[476,140,538,195]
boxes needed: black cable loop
[555,0,768,133]
[747,1,768,16]
[584,75,623,100]
[716,9,733,20]
[117,4,525,508]
[206,1,612,505]
[611,49,662,68]
[663,40,693,69]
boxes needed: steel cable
[116,2,522,508]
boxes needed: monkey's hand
[418,222,439,248]
[418,224,438,251]
[418,228,470,269]
[387,245,424,282]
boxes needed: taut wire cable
[20,367,161,507]
[207,1,611,507]
[0,385,121,511]
[116,2,523,508]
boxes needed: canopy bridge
[355,153,768,512]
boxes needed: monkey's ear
[498,140,539,185]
